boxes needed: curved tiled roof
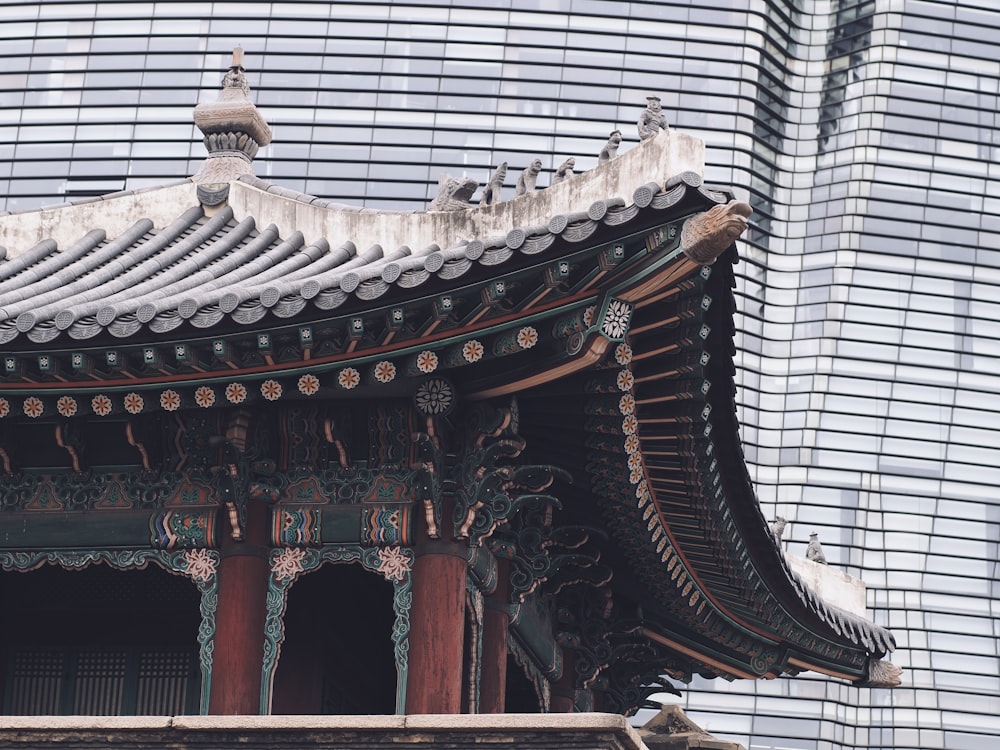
[0,173,719,346]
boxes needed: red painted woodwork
[208,500,270,715]
[550,649,577,713]
[479,559,510,713]
[405,540,467,714]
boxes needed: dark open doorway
[271,562,396,714]
[505,654,543,712]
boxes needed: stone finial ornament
[428,174,478,211]
[680,200,752,264]
[599,130,622,164]
[552,158,576,185]
[192,48,272,196]
[805,532,828,565]
[481,162,507,206]
[637,95,668,141]
[770,516,787,542]
[515,159,543,196]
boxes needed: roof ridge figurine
[638,95,668,141]
[551,158,576,185]
[515,159,543,196]
[427,173,478,211]
[770,516,787,542]
[806,532,828,565]
[599,130,623,165]
[480,162,507,206]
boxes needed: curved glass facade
[3,1,999,748]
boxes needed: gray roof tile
[0,175,725,346]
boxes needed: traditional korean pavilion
[0,53,899,722]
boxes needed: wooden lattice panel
[72,650,126,715]
[136,651,194,715]
[7,650,64,715]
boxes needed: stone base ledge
[0,713,647,750]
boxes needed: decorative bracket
[410,429,442,540]
[450,401,570,548]
[209,410,267,543]
[492,517,611,604]
[553,614,689,716]
[596,631,683,715]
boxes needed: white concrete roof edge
[227,129,704,259]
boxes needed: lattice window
[135,650,194,716]
[6,650,64,715]
[72,650,126,715]
[3,648,198,715]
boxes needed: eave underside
[516,245,893,685]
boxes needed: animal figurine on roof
[428,173,479,211]
[552,157,576,185]
[770,516,787,542]
[515,159,543,196]
[637,95,668,141]
[599,130,623,164]
[805,532,828,565]
[481,162,507,206]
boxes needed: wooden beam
[642,628,759,681]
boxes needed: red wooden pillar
[208,499,270,715]
[405,538,468,714]
[550,649,577,713]
[479,559,511,713]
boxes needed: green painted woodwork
[508,592,561,682]
[0,511,157,549]
[271,503,413,547]
[466,544,498,596]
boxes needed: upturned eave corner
[603,213,899,688]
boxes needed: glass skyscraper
[2,1,998,749]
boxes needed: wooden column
[405,538,468,714]
[479,559,511,713]
[208,499,270,715]
[550,649,577,713]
